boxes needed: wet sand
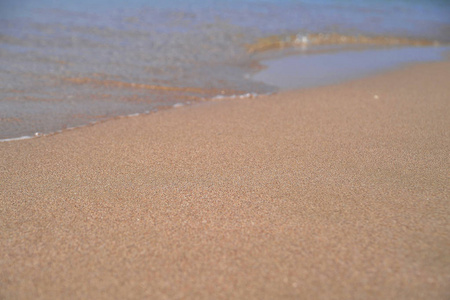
[1,61,449,299]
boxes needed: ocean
[1,0,449,140]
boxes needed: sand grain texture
[1,62,449,299]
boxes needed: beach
[2,0,450,141]
[1,60,449,299]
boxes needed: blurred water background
[1,0,449,140]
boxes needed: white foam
[211,92,259,100]
[0,135,35,142]
[0,131,46,142]
[294,34,309,45]
[239,92,258,99]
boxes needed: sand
[1,61,449,299]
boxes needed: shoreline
[2,44,449,143]
[0,92,261,143]
[1,61,449,299]
[2,0,450,142]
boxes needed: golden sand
[1,61,449,299]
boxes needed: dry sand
[1,61,449,299]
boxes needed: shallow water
[1,0,449,140]
[253,46,450,90]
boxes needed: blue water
[254,46,450,90]
[1,0,449,140]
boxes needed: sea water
[1,0,449,140]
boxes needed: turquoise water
[1,0,449,140]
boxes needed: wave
[246,33,441,54]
